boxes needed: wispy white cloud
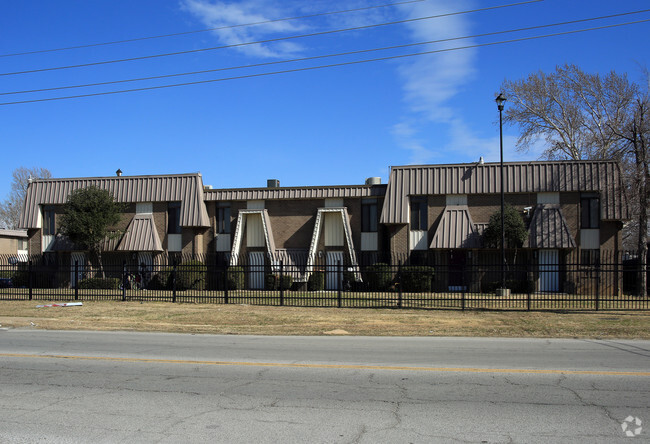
[180,0,307,58]
[396,1,476,121]
[390,1,479,163]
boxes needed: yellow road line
[2,353,649,376]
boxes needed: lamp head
[495,93,506,111]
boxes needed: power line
[0,0,543,77]
[2,10,647,97]
[0,0,429,58]
[2,18,647,106]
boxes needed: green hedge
[227,266,245,290]
[176,260,207,290]
[78,277,120,289]
[11,271,29,288]
[400,266,435,292]
[307,271,324,291]
[265,273,293,291]
[148,268,173,290]
[364,263,392,291]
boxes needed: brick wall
[265,199,322,249]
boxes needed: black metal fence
[0,252,648,310]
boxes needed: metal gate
[249,252,265,290]
[326,251,343,290]
[539,249,559,292]
[70,253,85,288]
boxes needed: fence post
[172,261,177,303]
[74,260,79,301]
[527,261,532,311]
[122,261,127,302]
[28,259,33,301]
[595,261,601,311]
[279,260,284,307]
[224,263,229,305]
[461,263,466,311]
[397,260,403,309]
[337,260,342,308]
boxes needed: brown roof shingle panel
[19,174,209,229]
[117,214,163,252]
[527,204,576,249]
[380,161,629,224]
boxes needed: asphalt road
[0,330,648,443]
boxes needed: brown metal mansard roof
[380,161,629,225]
[19,173,210,229]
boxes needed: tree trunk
[94,249,105,279]
[634,118,648,298]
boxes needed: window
[43,208,55,235]
[136,202,153,214]
[217,205,230,234]
[361,199,378,232]
[410,197,428,231]
[167,202,181,234]
[580,195,600,229]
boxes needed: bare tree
[609,94,649,297]
[501,64,649,296]
[0,167,52,229]
[501,64,635,160]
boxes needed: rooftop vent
[116,169,123,177]
[365,177,381,185]
[267,179,280,188]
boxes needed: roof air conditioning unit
[365,177,381,185]
[267,179,280,188]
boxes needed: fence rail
[0,252,647,311]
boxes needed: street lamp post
[495,93,506,294]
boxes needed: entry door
[326,251,344,290]
[539,250,559,292]
[70,253,85,288]
[249,252,265,290]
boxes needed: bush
[307,271,324,291]
[11,271,29,288]
[227,266,245,290]
[400,266,434,292]
[148,268,173,290]
[78,277,120,289]
[176,260,207,290]
[364,263,392,291]
[265,273,293,290]
[0,270,14,279]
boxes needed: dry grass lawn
[0,300,649,338]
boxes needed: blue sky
[1,0,648,198]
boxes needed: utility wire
[0,0,543,77]
[1,18,647,106]
[0,0,430,58]
[2,10,646,96]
